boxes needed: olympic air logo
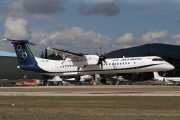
[16,45,27,62]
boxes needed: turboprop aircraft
[1,39,174,83]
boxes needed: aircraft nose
[162,62,174,71]
[168,64,175,70]
[170,64,175,70]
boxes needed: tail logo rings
[17,45,27,62]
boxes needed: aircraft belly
[38,63,56,72]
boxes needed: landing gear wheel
[75,75,80,82]
[100,79,106,84]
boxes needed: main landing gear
[75,75,80,82]
[100,78,106,84]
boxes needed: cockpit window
[152,58,164,61]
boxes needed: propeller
[96,47,107,68]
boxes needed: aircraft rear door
[55,64,60,72]
[133,61,137,69]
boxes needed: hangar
[0,51,42,79]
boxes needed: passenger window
[152,58,158,61]
[158,58,164,61]
[152,58,164,61]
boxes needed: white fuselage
[66,75,93,82]
[156,77,180,82]
[34,56,174,76]
[153,72,180,83]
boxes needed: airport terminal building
[0,51,42,80]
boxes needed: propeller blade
[96,47,107,68]
[101,62,103,69]
[103,60,107,65]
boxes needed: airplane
[65,75,93,82]
[111,75,127,85]
[64,75,94,85]
[47,75,93,85]
[15,79,38,86]
[47,76,64,86]
[1,39,174,83]
[153,72,180,85]
[15,81,24,86]
[48,76,62,82]
[95,74,128,85]
[111,75,124,81]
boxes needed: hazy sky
[0,0,180,56]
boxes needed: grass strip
[0,96,180,120]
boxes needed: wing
[167,80,176,83]
[47,47,86,60]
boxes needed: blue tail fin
[13,41,37,66]
[3,39,37,66]
[1,39,48,73]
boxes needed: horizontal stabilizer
[1,39,35,45]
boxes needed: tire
[100,79,106,84]
[75,75,80,82]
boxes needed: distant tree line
[40,49,63,60]
[40,49,63,80]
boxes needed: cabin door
[133,61,137,69]
[113,62,118,69]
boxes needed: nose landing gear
[163,71,167,77]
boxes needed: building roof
[0,51,16,57]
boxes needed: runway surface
[0,91,180,96]
[0,85,180,96]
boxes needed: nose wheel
[163,71,167,77]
